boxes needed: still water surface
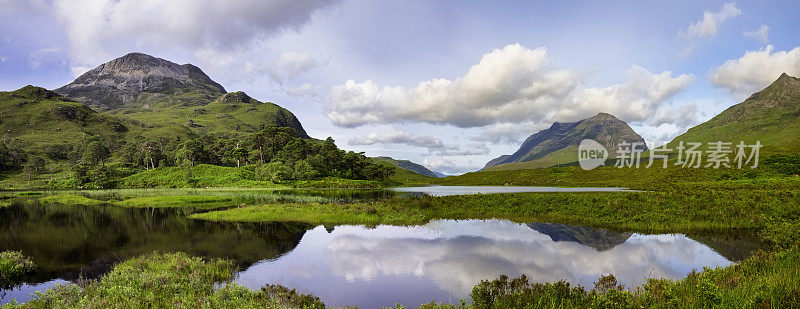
[0,189,759,307]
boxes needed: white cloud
[245,51,324,84]
[681,2,741,39]
[651,103,699,127]
[710,45,800,98]
[422,158,455,171]
[44,0,337,74]
[349,130,445,149]
[327,43,691,128]
[556,66,694,123]
[0,56,7,63]
[422,158,481,175]
[471,121,549,145]
[286,83,322,99]
[327,43,580,128]
[348,129,489,156]
[29,47,64,68]
[743,24,769,44]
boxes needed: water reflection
[235,220,737,308]
[390,185,631,196]
[0,198,311,303]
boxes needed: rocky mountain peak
[55,52,226,109]
[483,112,646,170]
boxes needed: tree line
[2,125,394,187]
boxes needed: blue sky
[1,0,799,174]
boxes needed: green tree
[176,139,205,166]
[82,141,110,167]
[293,159,319,180]
[229,146,248,167]
[258,161,292,182]
[24,156,46,179]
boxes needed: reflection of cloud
[325,220,730,296]
[235,220,731,307]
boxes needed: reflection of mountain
[236,220,739,308]
[0,199,311,284]
[526,223,632,251]
[687,233,764,262]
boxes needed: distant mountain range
[483,112,647,170]
[482,73,800,171]
[373,156,440,178]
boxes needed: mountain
[54,52,309,139]
[373,156,438,177]
[667,73,800,153]
[433,171,448,178]
[56,52,226,110]
[484,113,647,170]
[527,222,632,251]
[0,86,127,150]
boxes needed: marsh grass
[3,252,323,308]
[114,196,238,209]
[0,251,35,290]
[38,194,105,205]
[192,180,800,234]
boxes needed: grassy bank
[2,252,323,308]
[434,164,791,190]
[436,249,800,308]
[192,179,800,234]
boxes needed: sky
[1,0,799,174]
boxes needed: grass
[119,164,278,188]
[2,252,323,308]
[0,251,36,290]
[191,179,800,234]
[435,163,793,190]
[191,201,428,226]
[39,194,105,205]
[113,195,238,209]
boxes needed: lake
[390,185,632,196]
[0,188,761,306]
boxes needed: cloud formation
[710,45,800,98]
[327,44,693,129]
[681,2,741,39]
[743,24,770,44]
[348,129,489,156]
[40,0,337,74]
[327,43,579,128]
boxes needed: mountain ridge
[56,52,226,109]
[373,156,439,178]
[484,112,647,170]
[666,73,800,154]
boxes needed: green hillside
[0,86,127,149]
[667,73,800,154]
[107,91,309,139]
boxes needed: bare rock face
[56,52,226,109]
[483,113,647,169]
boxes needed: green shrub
[0,251,35,289]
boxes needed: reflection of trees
[0,199,311,285]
